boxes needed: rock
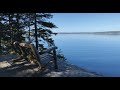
[0,61,11,68]
[0,54,102,77]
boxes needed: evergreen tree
[0,13,26,52]
[0,13,57,53]
[23,13,57,50]
[32,13,57,50]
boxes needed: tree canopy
[0,13,57,54]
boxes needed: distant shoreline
[53,31,120,35]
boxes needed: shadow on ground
[0,59,39,77]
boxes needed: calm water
[53,34,120,77]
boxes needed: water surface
[53,34,120,77]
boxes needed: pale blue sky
[51,13,120,32]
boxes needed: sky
[50,13,120,32]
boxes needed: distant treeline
[54,31,120,35]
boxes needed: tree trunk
[16,13,20,42]
[34,13,38,50]
[0,34,1,53]
[28,14,31,42]
[9,13,13,44]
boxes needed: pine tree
[32,13,57,50]
[0,13,26,52]
[23,13,57,50]
[0,13,57,53]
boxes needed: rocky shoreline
[38,59,102,77]
[0,54,102,77]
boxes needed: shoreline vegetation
[0,54,102,77]
[53,31,120,35]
